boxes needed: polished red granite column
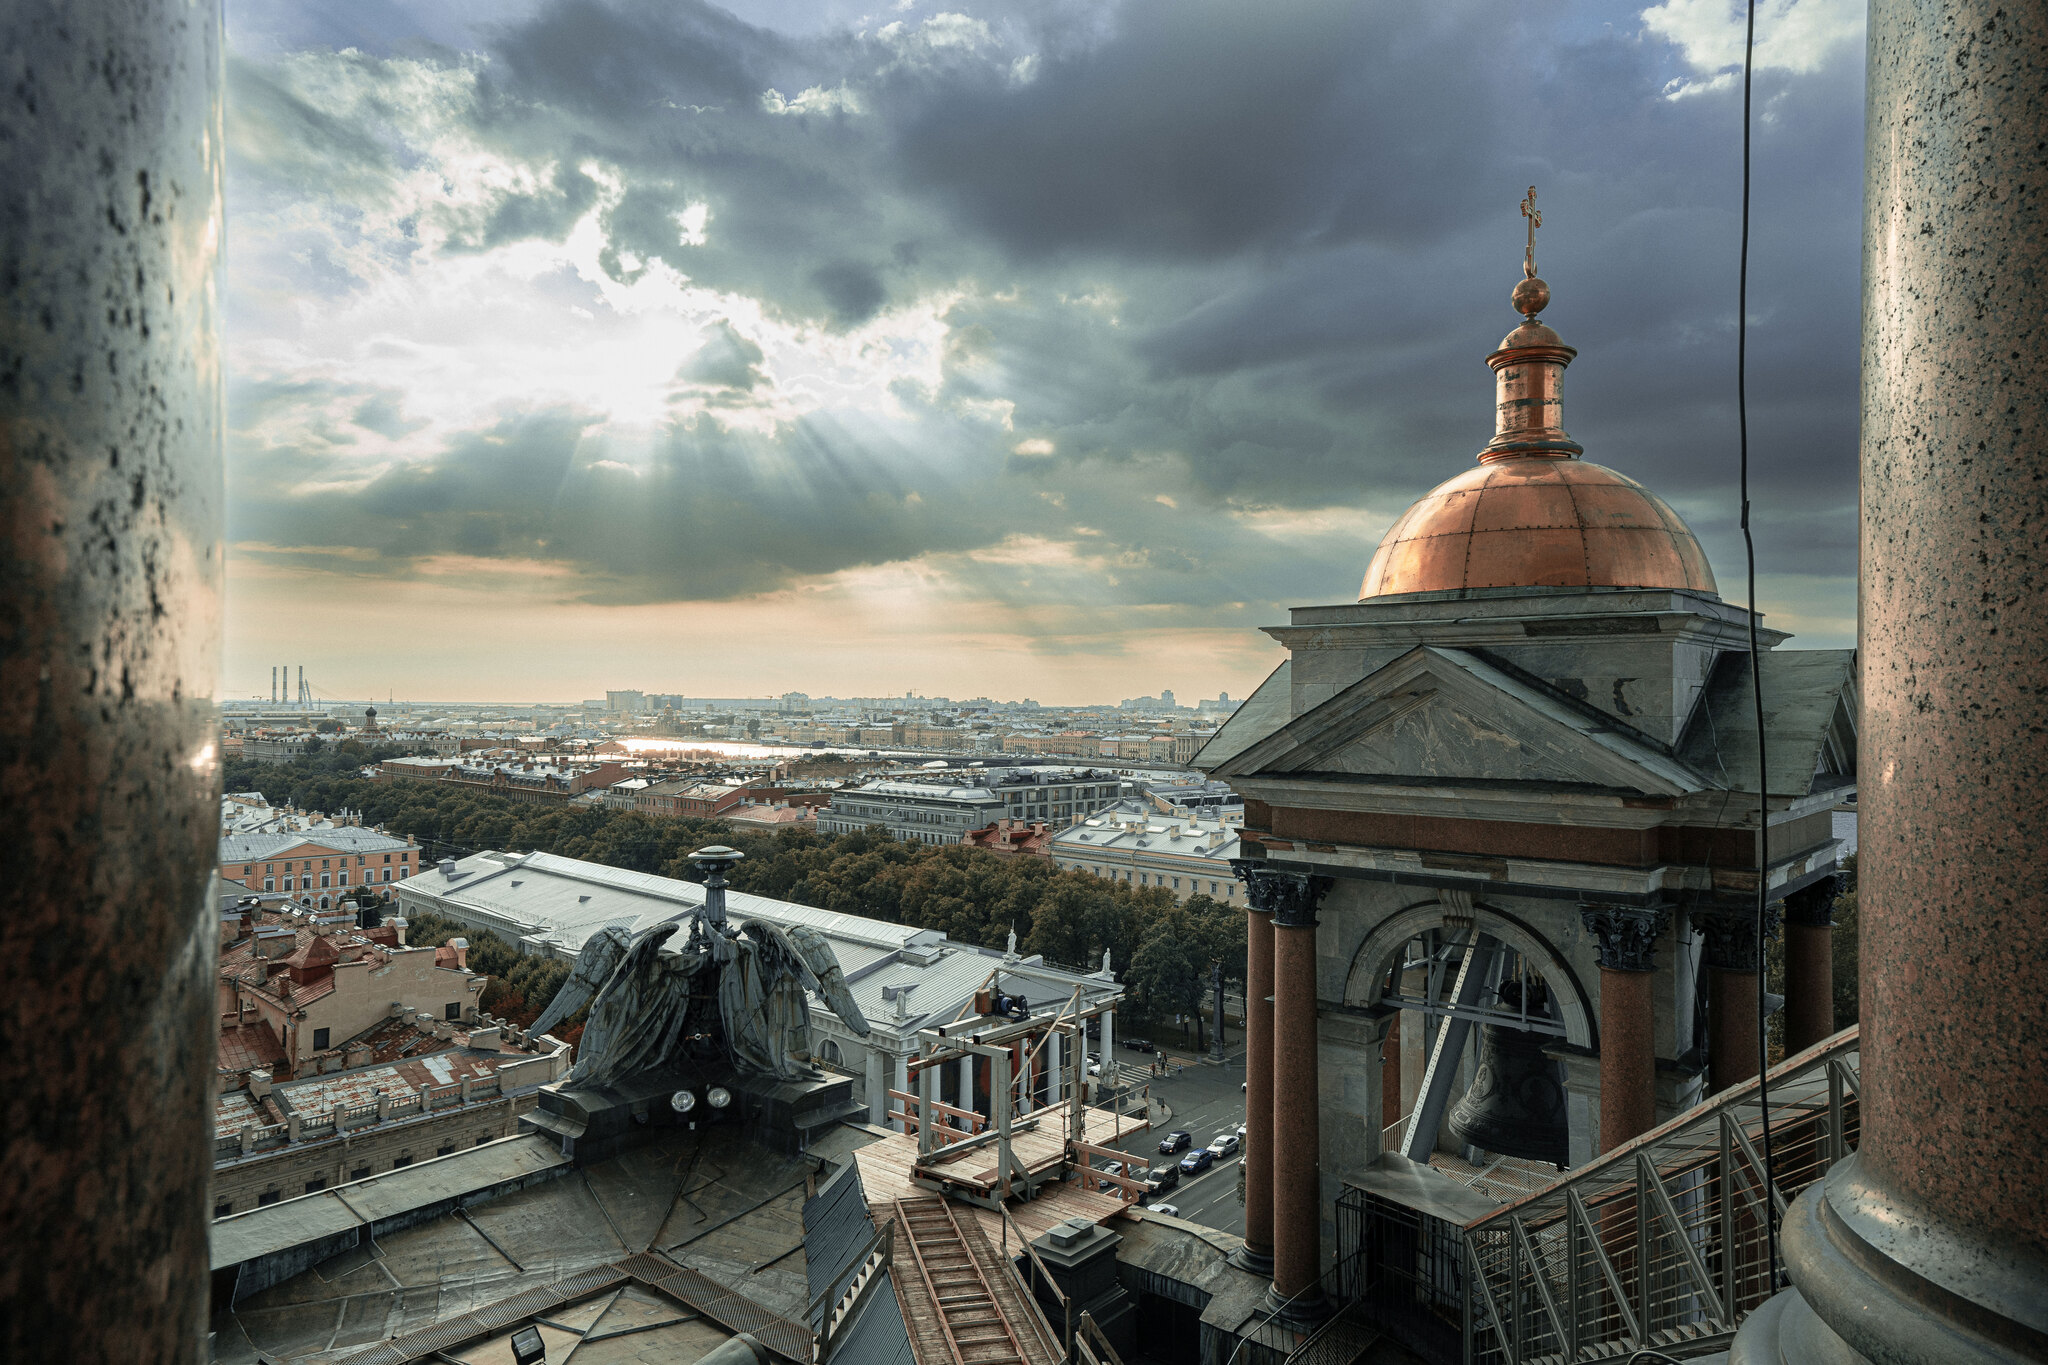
[1734,4,2048,1358]
[1697,900,1776,1095]
[1266,870,1332,1322]
[1580,905,1669,1153]
[1780,877,1839,1055]
[1230,862,1277,1276]
[0,3,225,1360]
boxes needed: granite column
[1579,905,1669,1153]
[1734,4,2048,1357]
[1228,861,1278,1276]
[1696,899,1777,1096]
[1267,870,1332,1321]
[0,3,226,1359]
[1780,877,1839,1055]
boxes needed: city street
[1099,1036,1249,1237]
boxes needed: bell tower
[1200,191,1858,1320]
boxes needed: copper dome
[1359,206,1718,601]
[1358,456,1718,598]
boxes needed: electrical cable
[1736,0,1782,1288]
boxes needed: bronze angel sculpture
[526,912,871,1091]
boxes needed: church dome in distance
[1359,188,1718,601]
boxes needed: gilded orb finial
[1513,186,1550,317]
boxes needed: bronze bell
[1447,979,1569,1167]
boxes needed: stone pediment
[1212,646,1703,797]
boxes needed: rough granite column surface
[1270,921,1322,1309]
[1596,969,1655,1154]
[0,4,225,1362]
[1239,905,1275,1271]
[1860,0,2048,1282]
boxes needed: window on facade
[382,869,392,882]
[312,1028,330,1050]
[337,871,348,885]
[264,862,274,873]
[445,1002,462,1021]
[304,1177,326,1193]
[400,867,409,879]
[263,879,274,891]
[321,859,330,869]
[383,853,392,863]
[283,876,294,890]
[350,1166,371,1180]
[243,864,253,875]
[320,874,330,887]
[301,860,310,870]
[393,1155,413,1168]
[1173,878,1181,890]
[257,1191,280,1206]
[477,1134,492,1146]
[214,1201,232,1218]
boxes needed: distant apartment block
[1049,798,1244,901]
[819,767,1127,846]
[220,821,421,907]
[243,731,313,764]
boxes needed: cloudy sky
[221,0,1865,705]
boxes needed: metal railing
[1461,1028,1859,1363]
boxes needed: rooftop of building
[404,849,1120,1030]
[1051,800,1243,859]
[220,821,413,864]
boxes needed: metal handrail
[1460,1027,1860,1364]
[1224,1252,1363,1365]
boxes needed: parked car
[1209,1132,1241,1157]
[1236,1122,1247,1142]
[1159,1130,1193,1155]
[1179,1148,1216,1175]
[1145,1164,1180,1194]
[1123,1037,1156,1053]
[1102,1160,1125,1179]
[1150,1203,1182,1217]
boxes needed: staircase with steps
[1286,1303,1381,1365]
[891,1196,1061,1365]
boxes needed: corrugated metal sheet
[802,1163,915,1365]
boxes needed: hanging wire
[1735,0,1782,1288]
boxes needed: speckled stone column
[1579,904,1668,1153]
[1229,860,1277,1276]
[1781,877,1839,1055]
[1733,3,2048,1361]
[0,4,224,1363]
[1696,900,1777,1095]
[1267,872,1331,1323]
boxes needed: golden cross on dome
[1521,186,1542,279]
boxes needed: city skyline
[224,0,1864,701]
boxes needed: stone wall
[212,1094,532,1216]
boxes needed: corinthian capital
[1781,874,1843,927]
[1579,902,1671,974]
[1230,861,1333,928]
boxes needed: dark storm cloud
[229,0,1867,616]
[890,1,1500,261]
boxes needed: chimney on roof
[248,1069,272,1101]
